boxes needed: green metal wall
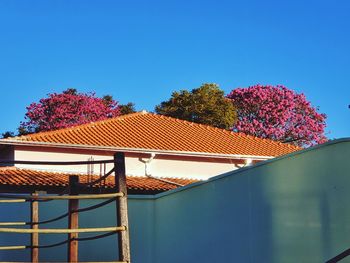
[152,139,350,262]
[1,139,350,262]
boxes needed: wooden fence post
[114,152,131,262]
[31,192,39,263]
[68,176,79,263]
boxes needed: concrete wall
[1,139,350,262]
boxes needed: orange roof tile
[0,167,197,194]
[5,112,301,157]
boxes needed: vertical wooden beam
[114,152,131,262]
[31,192,39,263]
[68,176,79,263]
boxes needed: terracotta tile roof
[0,167,197,193]
[6,112,301,157]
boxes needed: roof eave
[0,139,276,161]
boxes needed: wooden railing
[0,153,131,263]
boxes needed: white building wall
[147,157,239,179]
[14,147,114,174]
[13,146,242,180]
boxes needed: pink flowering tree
[227,85,327,147]
[19,89,121,134]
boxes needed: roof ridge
[0,166,17,171]
[10,111,149,141]
[0,111,301,156]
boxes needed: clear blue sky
[0,0,349,139]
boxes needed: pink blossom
[20,89,121,133]
[227,84,327,147]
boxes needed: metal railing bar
[0,222,26,226]
[74,197,117,213]
[0,226,125,234]
[0,193,123,201]
[0,159,114,165]
[29,239,70,249]
[74,231,117,242]
[0,199,26,203]
[0,232,119,250]
[31,212,69,225]
[78,167,115,187]
[29,198,117,225]
[0,246,26,250]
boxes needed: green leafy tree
[155,83,237,129]
[1,131,14,138]
[119,102,136,115]
[103,95,136,115]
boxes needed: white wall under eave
[14,146,115,174]
[13,146,243,180]
[146,156,240,179]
